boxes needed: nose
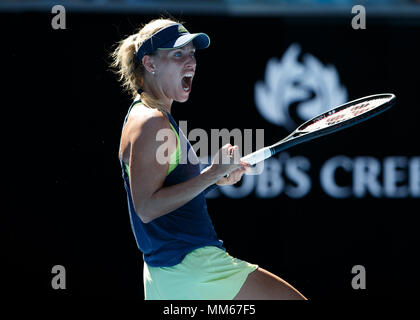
[185,54,196,69]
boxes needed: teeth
[183,73,193,92]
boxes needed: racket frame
[241,93,396,165]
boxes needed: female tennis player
[111,18,306,300]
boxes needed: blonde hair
[110,18,179,114]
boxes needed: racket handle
[240,147,273,165]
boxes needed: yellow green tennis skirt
[143,246,258,300]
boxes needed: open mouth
[181,73,193,92]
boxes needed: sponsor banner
[191,34,419,201]
[203,154,420,199]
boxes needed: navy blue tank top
[120,101,224,267]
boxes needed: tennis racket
[241,93,396,165]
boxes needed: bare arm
[127,112,245,223]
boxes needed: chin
[176,93,190,103]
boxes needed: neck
[142,83,173,114]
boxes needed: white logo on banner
[204,44,419,200]
[254,43,348,131]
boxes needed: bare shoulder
[120,104,174,164]
[127,105,170,140]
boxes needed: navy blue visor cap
[136,23,210,62]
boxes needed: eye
[174,51,182,57]
[190,51,196,57]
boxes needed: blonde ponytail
[110,18,180,115]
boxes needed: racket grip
[240,147,272,165]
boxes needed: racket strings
[303,98,390,131]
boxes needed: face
[153,42,197,103]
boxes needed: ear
[142,55,156,74]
